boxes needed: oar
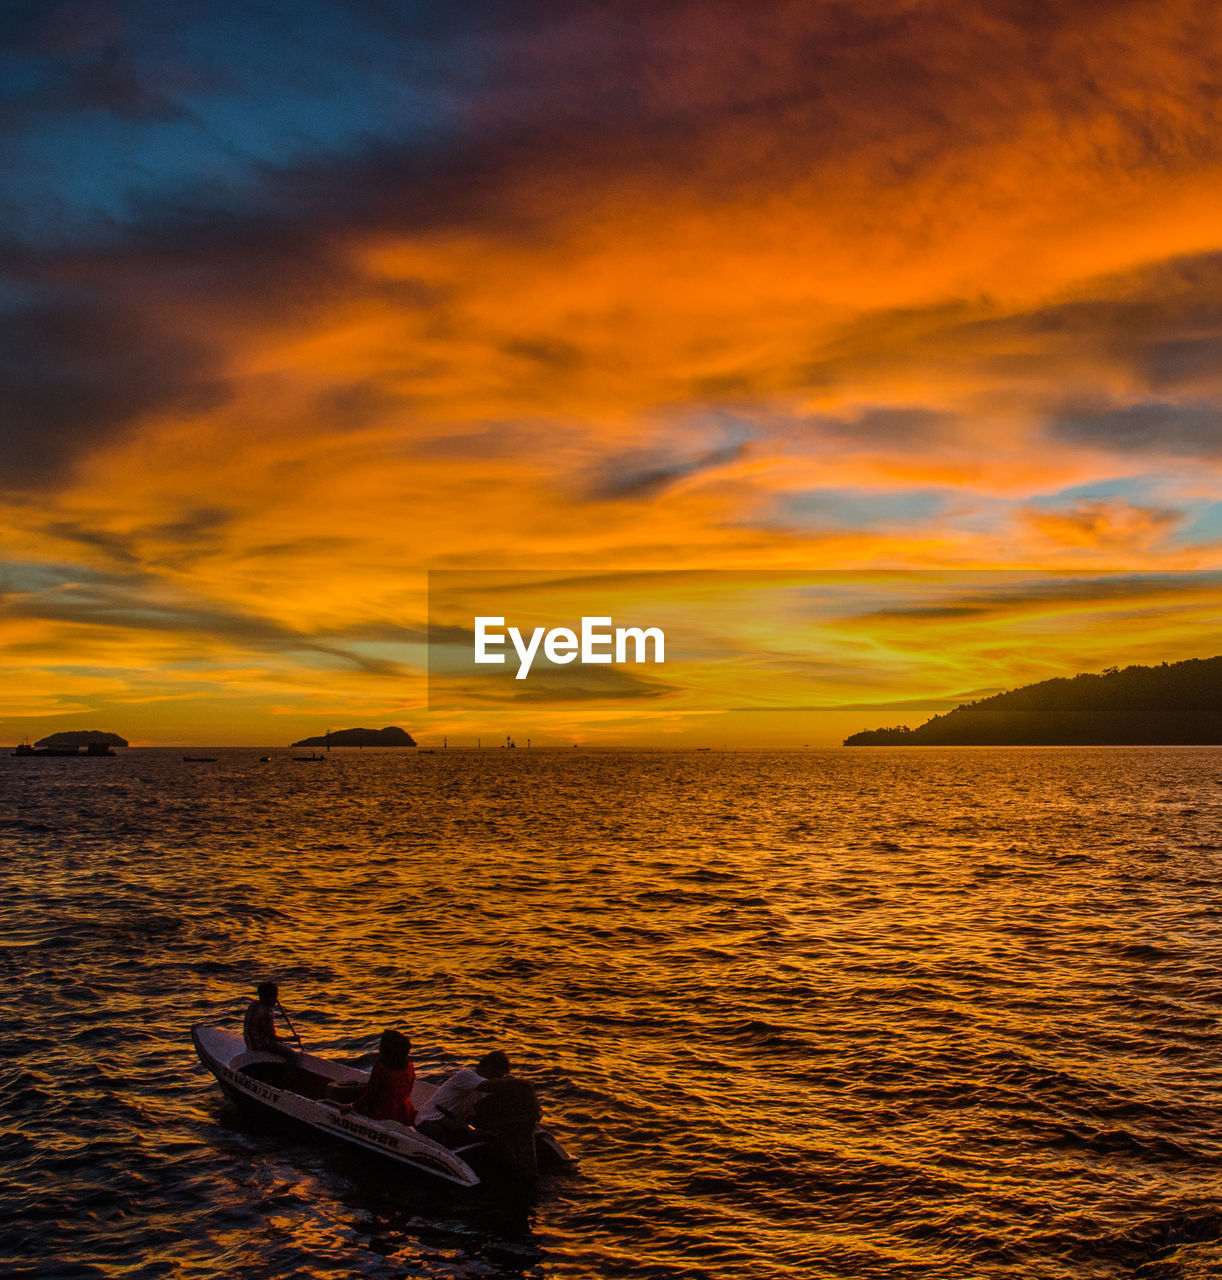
[277,1001,305,1050]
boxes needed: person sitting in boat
[243,982,297,1062]
[472,1072,544,1176]
[415,1050,510,1143]
[347,1029,416,1125]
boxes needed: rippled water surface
[6,747,1222,1278]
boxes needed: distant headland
[35,731,128,749]
[845,656,1222,745]
[290,726,417,748]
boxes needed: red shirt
[357,1059,416,1125]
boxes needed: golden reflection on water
[5,747,1222,1278]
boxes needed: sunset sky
[4,0,1222,746]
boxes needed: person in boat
[415,1049,510,1143]
[346,1029,416,1125]
[471,1071,544,1176]
[243,982,297,1062]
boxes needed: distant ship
[13,742,115,757]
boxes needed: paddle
[276,1001,305,1050]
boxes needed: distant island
[844,656,1222,745]
[35,730,128,748]
[290,726,417,748]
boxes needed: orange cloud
[1022,502,1185,552]
[5,2,1222,742]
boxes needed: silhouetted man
[243,981,297,1062]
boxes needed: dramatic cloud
[1049,402,1222,457]
[0,291,226,487]
[3,0,1222,742]
[587,440,747,502]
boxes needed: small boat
[182,755,218,762]
[191,1025,573,1187]
[292,753,325,761]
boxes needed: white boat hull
[192,1025,482,1185]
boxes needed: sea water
[4,747,1222,1279]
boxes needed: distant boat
[292,753,325,761]
[259,755,271,762]
[182,755,218,762]
[13,742,115,757]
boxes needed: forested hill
[290,726,417,747]
[843,656,1222,745]
[35,730,128,748]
